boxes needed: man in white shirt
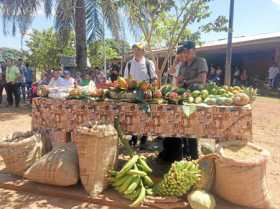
[124,43,157,149]
[268,62,279,87]
[62,70,75,89]
[48,69,65,89]
[124,43,157,83]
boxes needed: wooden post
[225,0,235,85]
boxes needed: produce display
[37,77,257,107]
[154,161,201,197]
[110,155,154,207]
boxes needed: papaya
[127,79,138,90]
[153,90,162,99]
[139,81,151,92]
[118,77,128,90]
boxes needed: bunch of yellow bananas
[110,155,154,207]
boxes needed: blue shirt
[24,68,33,82]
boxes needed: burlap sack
[75,122,118,197]
[24,143,79,186]
[214,141,275,209]
[0,131,46,176]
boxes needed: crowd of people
[0,57,32,107]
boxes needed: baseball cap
[132,42,145,50]
[176,46,185,54]
[182,41,196,50]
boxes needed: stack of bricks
[32,98,252,145]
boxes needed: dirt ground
[0,96,279,209]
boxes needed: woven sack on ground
[0,131,46,176]
[214,141,275,209]
[75,122,118,197]
[24,143,79,186]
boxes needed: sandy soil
[0,96,279,209]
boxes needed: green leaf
[182,105,197,118]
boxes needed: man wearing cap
[177,41,208,89]
[178,41,208,159]
[5,58,21,107]
[124,43,157,149]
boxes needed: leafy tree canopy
[88,39,130,68]
[25,28,75,71]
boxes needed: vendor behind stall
[124,42,157,149]
[62,70,75,89]
[48,68,65,89]
[179,41,208,159]
[160,41,208,161]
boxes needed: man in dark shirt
[178,41,208,159]
[177,41,208,89]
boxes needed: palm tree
[0,0,121,71]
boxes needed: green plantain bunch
[154,160,201,197]
[110,155,154,207]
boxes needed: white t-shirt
[268,66,279,79]
[62,77,75,89]
[124,57,157,82]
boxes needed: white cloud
[272,0,280,5]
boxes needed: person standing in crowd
[124,43,157,149]
[175,41,208,160]
[48,68,65,89]
[215,66,224,85]
[168,46,184,86]
[0,61,6,105]
[62,70,75,89]
[17,58,27,102]
[208,64,217,82]
[109,64,120,82]
[268,62,279,88]
[93,67,106,87]
[232,65,241,86]
[24,62,33,98]
[5,58,21,107]
[240,66,248,86]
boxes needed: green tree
[0,0,121,71]
[88,39,130,68]
[26,28,75,70]
[121,0,227,82]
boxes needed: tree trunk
[75,0,87,71]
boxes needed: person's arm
[184,72,207,85]
[149,60,158,80]
[123,63,129,79]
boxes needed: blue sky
[1,0,280,50]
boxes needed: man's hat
[176,46,185,54]
[63,70,71,76]
[132,42,145,50]
[182,41,196,50]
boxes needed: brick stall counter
[32,97,252,145]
